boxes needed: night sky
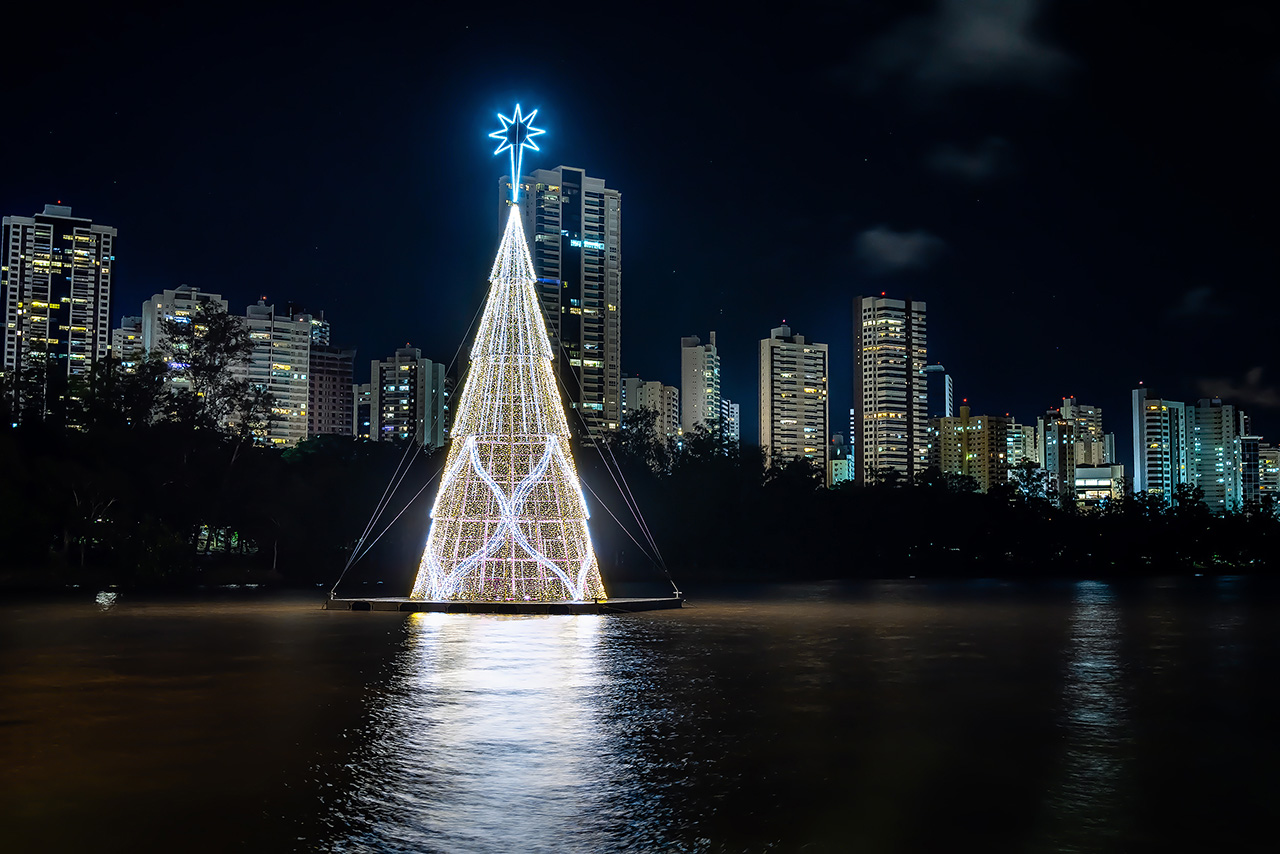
[5,1,1277,464]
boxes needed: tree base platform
[323,597,684,614]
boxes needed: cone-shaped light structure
[410,206,606,601]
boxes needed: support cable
[330,294,486,597]
[552,349,679,595]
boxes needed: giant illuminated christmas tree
[410,106,607,602]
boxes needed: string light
[410,205,606,602]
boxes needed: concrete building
[2,205,116,411]
[370,346,449,448]
[1132,388,1191,504]
[235,301,312,447]
[112,316,144,373]
[1040,415,1077,500]
[853,295,928,484]
[930,405,1010,493]
[828,433,854,487]
[1007,419,1039,467]
[308,345,355,438]
[923,364,952,418]
[720,398,741,444]
[759,324,829,471]
[1259,443,1280,501]
[1075,465,1126,505]
[622,375,680,440]
[353,382,373,440]
[141,285,229,353]
[680,332,721,434]
[506,167,621,435]
[1037,398,1115,469]
[1189,397,1244,513]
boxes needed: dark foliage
[2,375,1276,592]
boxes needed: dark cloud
[1196,368,1280,410]
[860,0,1072,94]
[926,136,1014,181]
[855,226,947,274]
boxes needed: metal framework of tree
[409,197,606,602]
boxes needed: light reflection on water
[1034,581,1131,852]
[3,583,1276,853]
[324,614,681,854]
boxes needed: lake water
[1,580,1276,852]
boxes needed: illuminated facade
[1075,465,1125,505]
[112,316,144,373]
[503,166,621,436]
[680,332,721,434]
[720,398,741,444]
[370,346,449,448]
[1259,443,1280,500]
[828,433,853,487]
[234,301,311,447]
[2,205,115,409]
[758,324,829,471]
[1189,397,1244,513]
[141,285,229,354]
[410,204,606,601]
[930,405,1011,493]
[353,382,373,440]
[622,376,680,440]
[853,296,928,484]
[1132,388,1191,505]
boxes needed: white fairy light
[409,195,606,602]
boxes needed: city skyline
[1,4,1275,468]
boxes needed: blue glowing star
[489,104,545,202]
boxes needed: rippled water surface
[2,580,1277,852]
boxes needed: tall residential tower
[680,332,721,434]
[759,324,829,471]
[853,296,928,484]
[2,205,116,414]
[504,167,621,436]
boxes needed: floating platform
[323,596,684,614]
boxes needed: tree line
[1,309,1276,593]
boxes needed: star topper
[489,104,545,202]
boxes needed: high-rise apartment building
[2,205,116,411]
[1040,415,1077,499]
[504,167,621,435]
[308,345,355,437]
[1132,388,1191,504]
[235,301,312,447]
[141,285,229,353]
[828,433,854,487]
[720,398,741,444]
[759,324,829,470]
[1259,443,1280,500]
[930,405,1010,493]
[353,382,373,440]
[852,296,928,484]
[1189,397,1244,513]
[112,316,144,373]
[1038,397,1114,467]
[370,346,449,448]
[1007,419,1039,467]
[680,332,721,434]
[923,364,953,418]
[622,375,681,440]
